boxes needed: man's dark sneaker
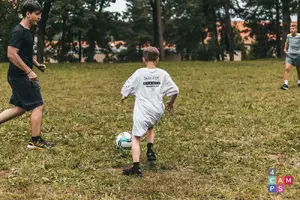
[281,84,289,90]
[122,167,142,177]
[147,149,156,161]
[27,138,55,150]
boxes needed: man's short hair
[21,0,41,17]
[143,47,159,61]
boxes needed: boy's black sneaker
[122,167,142,177]
[281,84,288,90]
[27,137,55,150]
[298,83,300,88]
[147,149,156,161]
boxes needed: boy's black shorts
[8,76,44,111]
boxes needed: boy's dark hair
[21,0,42,17]
[143,47,159,62]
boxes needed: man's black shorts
[8,76,44,111]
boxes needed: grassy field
[0,60,299,199]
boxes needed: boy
[0,0,53,149]
[121,47,179,176]
[281,25,300,90]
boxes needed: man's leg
[27,104,54,150]
[30,105,44,137]
[0,107,25,124]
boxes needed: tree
[281,0,291,56]
[0,1,19,62]
[223,0,235,61]
[86,0,116,62]
[37,0,52,63]
[276,0,281,57]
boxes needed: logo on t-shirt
[143,76,161,88]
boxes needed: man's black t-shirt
[8,24,34,78]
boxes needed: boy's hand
[284,49,287,54]
[166,101,174,111]
[121,96,127,102]
[37,64,46,72]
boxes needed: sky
[105,0,127,13]
[106,0,297,21]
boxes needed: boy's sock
[31,136,41,142]
[122,162,142,176]
[284,80,288,85]
[147,144,156,161]
[133,162,140,169]
[147,143,153,151]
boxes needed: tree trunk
[282,0,291,56]
[155,0,165,61]
[150,0,158,47]
[59,12,68,62]
[37,0,52,63]
[276,0,281,57]
[224,2,234,61]
[79,31,82,63]
[211,8,220,61]
[87,0,97,62]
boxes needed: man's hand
[37,64,46,72]
[27,70,38,81]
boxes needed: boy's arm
[166,94,178,111]
[284,42,288,54]
[7,46,38,81]
[121,96,127,102]
[33,58,46,72]
[120,71,139,101]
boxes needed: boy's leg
[123,135,142,176]
[147,128,154,144]
[284,62,292,82]
[132,136,141,163]
[0,107,25,124]
[296,66,300,86]
[146,128,156,161]
[281,62,292,90]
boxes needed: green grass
[0,60,299,199]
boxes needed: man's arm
[7,46,31,73]
[33,58,46,72]
[7,46,38,80]
[33,58,39,67]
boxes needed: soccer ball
[116,132,132,148]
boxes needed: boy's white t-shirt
[121,67,179,136]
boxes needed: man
[0,0,53,149]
